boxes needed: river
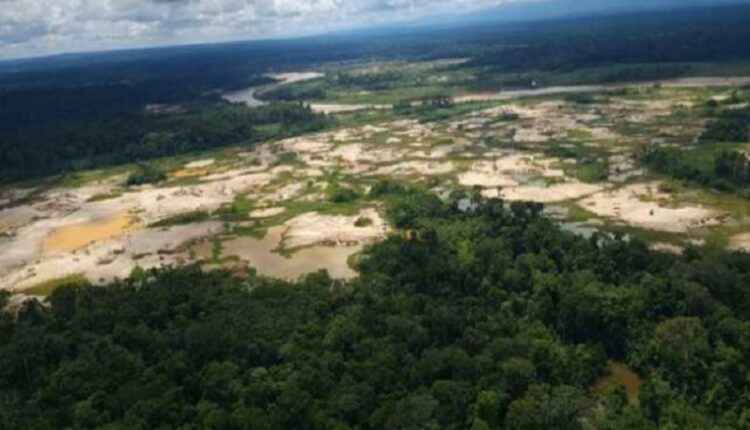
[222,72,324,107]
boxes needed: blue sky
[0,0,746,60]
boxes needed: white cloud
[0,0,736,59]
[0,0,508,57]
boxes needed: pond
[221,226,362,280]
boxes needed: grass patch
[57,166,130,188]
[86,191,123,203]
[681,142,749,174]
[150,210,211,228]
[211,238,224,263]
[219,194,254,222]
[560,202,598,223]
[284,199,364,218]
[566,159,609,183]
[327,183,362,204]
[23,273,87,296]
[354,216,373,227]
[567,128,593,140]
[233,224,268,239]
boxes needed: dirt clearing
[580,183,722,233]
[284,209,389,249]
[43,212,138,253]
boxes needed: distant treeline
[0,103,329,183]
[463,6,750,75]
[2,188,750,428]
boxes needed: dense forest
[2,188,750,429]
[638,146,750,196]
[0,103,329,183]
[463,6,750,76]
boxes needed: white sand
[459,154,562,188]
[459,172,519,188]
[184,159,215,169]
[580,183,722,233]
[249,207,286,219]
[309,104,390,114]
[260,183,305,203]
[650,243,684,254]
[284,208,389,249]
[501,183,603,203]
[3,222,223,291]
[281,138,334,153]
[268,72,324,84]
[371,161,455,177]
[728,233,750,252]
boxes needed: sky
[0,0,747,60]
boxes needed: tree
[652,317,711,391]
[505,384,586,430]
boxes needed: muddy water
[594,361,643,402]
[43,212,137,253]
[222,226,362,280]
[0,206,37,234]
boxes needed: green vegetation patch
[219,194,254,222]
[639,143,750,195]
[354,216,373,227]
[327,183,362,204]
[150,210,211,228]
[127,163,167,186]
[22,273,88,296]
[86,191,123,203]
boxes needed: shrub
[126,164,166,186]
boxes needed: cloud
[0,0,742,59]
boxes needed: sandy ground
[281,138,334,154]
[650,243,684,254]
[184,159,216,169]
[0,206,39,234]
[284,208,389,249]
[580,183,722,233]
[460,172,519,188]
[459,154,562,188]
[0,163,286,290]
[44,212,138,253]
[0,188,35,208]
[371,161,455,177]
[260,183,306,203]
[249,207,286,219]
[728,233,750,252]
[500,183,603,203]
[268,72,324,84]
[1,222,224,291]
[309,104,391,114]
